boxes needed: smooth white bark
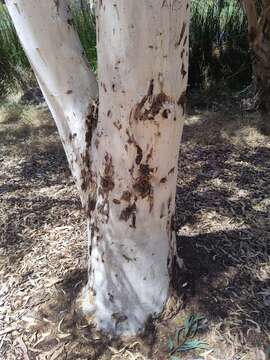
[8,0,190,336]
[82,0,190,335]
[6,0,98,204]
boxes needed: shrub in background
[0,0,252,97]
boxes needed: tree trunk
[7,0,190,335]
[242,0,270,120]
[83,0,190,335]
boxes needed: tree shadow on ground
[34,268,129,360]
[0,105,77,265]
[1,102,269,358]
[0,195,81,264]
[0,113,56,147]
[24,109,270,357]
[173,110,270,349]
[19,143,69,185]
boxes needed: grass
[0,1,97,97]
[0,3,31,97]
[70,2,97,72]
[189,0,251,89]
[0,0,252,96]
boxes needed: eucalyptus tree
[6,0,190,335]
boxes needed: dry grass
[0,98,269,360]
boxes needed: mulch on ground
[0,98,269,359]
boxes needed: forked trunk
[7,0,190,335]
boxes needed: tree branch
[6,0,98,202]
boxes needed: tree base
[79,255,186,336]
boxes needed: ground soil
[0,95,269,360]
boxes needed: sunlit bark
[7,0,190,335]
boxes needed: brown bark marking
[86,191,97,219]
[181,63,187,79]
[131,213,136,228]
[177,91,187,115]
[108,293,114,302]
[81,100,99,193]
[162,109,171,118]
[129,164,135,176]
[135,145,143,165]
[88,197,97,212]
[113,3,120,20]
[119,203,136,222]
[126,130,143,164]
[126,129,134,144]
[95,139,100,149]
[133,178,152,198]
[133,92,172,122]
[113,121,122,130]
[89,222,100,245]
[69,133,77,141]
[101,82,107,92]
[160,177,167,183]
[181,49,185,59]
[149,191,154,213]
[81,167,91,192]
[168,167,175,175]
[97,199,110,220]
[166,218,171,237]
[121,191,132,202]
[168,195,172,212]
[132,164,154,213]
[100,152,115,193]
[160,203,165,218]
[14,3,21,14]
[95,153,115,223]
[98,0,104,10]
[67,18,73,26]
[54,0,60,14]
[146,147,153,163]
[161,0,169,8]
[85,99,99,150]
[171,213,176,232]
[175,22,186,47]
[148,79,154,96]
